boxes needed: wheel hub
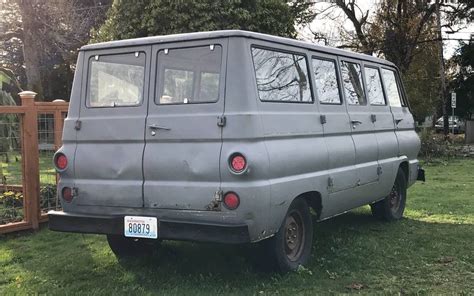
[284,211,305,261]
[389,185,401,212]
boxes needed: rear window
[156,45,222,105]
[87,52,145,107]
[251,47,312,103]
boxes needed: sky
[298,0,474,58]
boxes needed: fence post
[19,91,40,230]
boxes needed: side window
[88,52,145,107]
[341,61,366,105]
[381,69,403,107]
[364,67,385,105]
[251,47,312,103]
[157,45,222,105]
[312,58,341,104]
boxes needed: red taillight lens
[230,154,246,173]
[223,192,240,210]
[62,187,73,202]
[54,153,68,171]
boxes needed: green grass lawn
[0,152,56,185]
[0,159,473,295]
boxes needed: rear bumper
[48,210,250,244]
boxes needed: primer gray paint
[56,30,421,242]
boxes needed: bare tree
[0,0,110,100]
[307,0,472,74]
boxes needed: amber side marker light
[223,192,240,210]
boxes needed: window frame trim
[85,51,147,109]
[250,45,314,104]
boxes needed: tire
[106,235,159,258]
[370,167,407,221]
[265,198,313,273]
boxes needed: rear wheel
[265,198,313,272]
[371,168,407,221]
[106,235,159,258]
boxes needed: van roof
[81,30,396,68]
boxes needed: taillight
[229,153,247,173]
[54,153,68,171]
[223,192,240,210]
[62,187,73,202]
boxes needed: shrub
[419,129,456,161]
[0,190,23,207]
[40,184,58,210]
[0,190,24,224]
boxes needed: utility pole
[435,0,449,137]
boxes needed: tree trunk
[17,0,44,100]
[435,2,448,137]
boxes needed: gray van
[49,30,424,272]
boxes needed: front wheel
[265,198,313,272]
[371,167,407,221]
[106,235,159,258]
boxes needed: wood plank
[0,106,26,113]
[20,95,40,230]
[0,221,32,234]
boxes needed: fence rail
[0,91,68,234]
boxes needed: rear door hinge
[74,120,82,130]
[217,115,226,127]
[320,115,327,124]
[328,177,334,188]
[377,166,382,176]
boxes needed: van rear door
[74,46,151,207]
[143,40,227,210]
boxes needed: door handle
[395,118,403,124]
[148,124,171,130]
[351,120,362,129]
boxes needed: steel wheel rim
[389,183,402,213]
[284,210,305,261]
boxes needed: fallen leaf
[437,256,455,264]
[346,283,364,290]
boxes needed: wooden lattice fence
[0,91,68,234]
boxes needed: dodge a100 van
[49,30,424,272]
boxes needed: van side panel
[247,41,329,237]
[385,69,421,187]
[395,113,421,186]
[57,52,83,213]
[220,38,272,241]
[308,52,359,219]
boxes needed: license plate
[124,216,158,239]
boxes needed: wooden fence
[0,91,68,234]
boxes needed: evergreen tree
[92,0,313,42]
